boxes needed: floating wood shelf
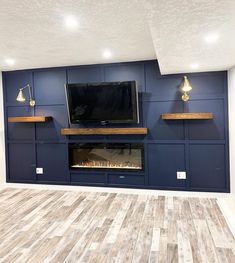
[8,116,52,123]
[161,113,213,120]
[61,128,148,136]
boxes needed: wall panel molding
[2,60,229,192]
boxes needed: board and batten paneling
[35,105,67,140]
[34,68,67,105]
[148,144,186,189]
[189,144,226,189]
[187,99,225,140]
[2,60,229,192]
[67,65,104,84]
[104,63,145,92]
[8,143,35,182]
[146,101,184,140]
[5,70,33,106]
[36,143,68,183]
[7,106,34,141]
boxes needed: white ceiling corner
[144,0,235,74]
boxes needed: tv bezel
[65,81,139,125]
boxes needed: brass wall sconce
[16,84,36,107]
[181,76,192,102]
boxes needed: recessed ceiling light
[5,58,15,66]
[102,50,112,59]
[191,63,199,69]
[64,15,78,29]
[205,34,219,44]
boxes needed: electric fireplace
[69,143,144,171]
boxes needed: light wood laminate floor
[0,188,234,263]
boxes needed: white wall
[228,67,235,194]
[0,72,6,184]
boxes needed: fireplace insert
[69,143,144,172]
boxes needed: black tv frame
[65,81,139,125]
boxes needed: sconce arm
[20,84,33,101]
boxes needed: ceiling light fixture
[65,15,78,29]
[103,50,112,59]
[5,58,15,66]
[205,34,219,44]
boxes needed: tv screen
[65,81,139,124]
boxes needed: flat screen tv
[65,81,139,124]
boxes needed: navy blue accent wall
[3,60,230,192]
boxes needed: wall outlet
[177,171,186,179]
[36,168,43,174]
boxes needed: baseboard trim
[217,197,235,238]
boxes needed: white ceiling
[144,0,235,74]
[0,0,235,74]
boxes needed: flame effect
[71,160,142,170]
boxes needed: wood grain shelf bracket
[8,116,52,123]
[161,113,213,120]
[61,127,148,136]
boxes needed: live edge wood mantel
[8,116,52,123]
[161,113,213,120]
[61,127,148,136]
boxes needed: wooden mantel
[161,113,213,120]
[61,127,148,136]
[8,116,52,123]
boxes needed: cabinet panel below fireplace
[109,174,144,186]
[71,173,107,185]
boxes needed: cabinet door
[36,144,68,183]
[148,144,186,189]
[189,144,226,190]
[8,143,35,182]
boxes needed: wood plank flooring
[0,188,234,263]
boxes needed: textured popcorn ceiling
[0,0,235,74]
[0,0,155,71]
[144,0,235,74]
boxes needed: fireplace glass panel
[69,143,144,171]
